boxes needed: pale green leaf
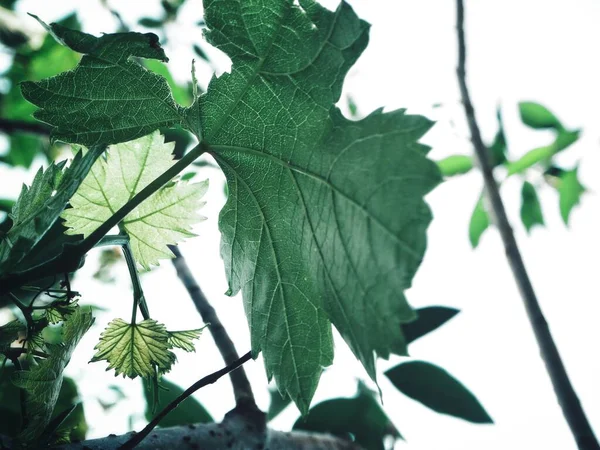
[167,326,207,353]
[469,195,489,248]
[11,307,94,443]
[91,318,176,379]
[21,16,189,146]
[199,0,441,412]
[0,146,105,273]
[61,131,208,270]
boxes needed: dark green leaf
[0,366,86,441]
[385,361,492,424]
[558,166,585,225]
[436,155,473,177]
[21,17,188,146]
[138,17,164,28]
[0,319,23,352]
[402,306,459,345]
[200,0,440,412]
[520,181,544,232]
[142,377,212,427]
[488,107,507,167]
[469,195,489,248]
[519,101,563,130]
[193,44,209,62]
[11,308,94,443]
[267,387,291,421]
[0,146,104,273]
[294,383,400,450]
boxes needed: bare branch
[120,352,252,449]
[455,2,599,449]
[0,118,50,136]
[170,245,255,404]
[43,411,363,450]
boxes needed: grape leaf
[91,318,176,379]
[20,16,192,146]
[167,327,206,353]
[0,146,104,273]
[11,307,94,444]
[60,131,208,270]
[45,300,80,325]
[469,194,489,248]
[199,0,441,412]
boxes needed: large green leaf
[142,377,213,427]
[558,166,585,225]
[520,181,544,232]
[0,146,104,273]
[385,361,492,424]
[20,17,190,146]
[293,382,401,450]
[60,131,208,270]
[11,307,94,443]
[200,0,440,412]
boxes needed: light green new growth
[91,319,206,378]
[61,131,208,270]
[91,318,175,379]
[11,307,94,443]
[167,327,207,353]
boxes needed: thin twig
[0,118,50,136]
[169,245,255,404]
[455,2,599,449]
[119,351,252,450]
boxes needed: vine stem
[455,2,599,449]
[119,351,252,450]
[169,245,255,405]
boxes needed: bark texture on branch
[43,407,362,450]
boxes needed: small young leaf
[45,300,80,325]
[138,17,164,28]
[91,318,176,379]
[469,195,490,248]
[11,307,94,443]
[518,102,563,131]
[558,166,585,225]
[167,326,207,352]
[294,383,401,450]
[436,155,473,177]
[520,181,544,233]
[385,361,492,424]
[61,131,208,270]
[142,377,213,427]
[402,306,460,345]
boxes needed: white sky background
[2,0,600,449]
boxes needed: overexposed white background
[1,1,599,449]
